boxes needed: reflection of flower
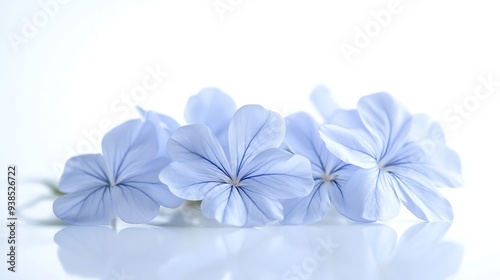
[280,112,364,224]
[320,93,463,222]
[54,226,173,279]
[330,223,464,280]
[53,119,183,225]
[161,105,314,226]
[54,222,463,280]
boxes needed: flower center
[322,173,336,183]
[377,161,389,172]
[228,177,241,187]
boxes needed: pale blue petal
[327,164,371,221]
[393,114,463,188]
[166,124,230,173]
[329,109,364,128]
[161,124,231,200]
[142,109,180,139]
[239,148,314,199]
[184,88,236,150]
[53,186,118,225]
[125,180,183,208]
[116,185,162,223]
[319,124,378,169]
[392,168,453,221]
[124,158,183,207]
[236,186,283,226]
[281,181,333,224]
[161,161,228,200]
[284,112,344,176]
[339,168,400,222]
[309,85,339,122]
[200,184,247,226]
[407,113,446,144]
[357,92,413,159]
[393,143,464,188]
[228,105,285,174]
[102,120,160,182]
[201,184,283,227]
[59,154,109,193]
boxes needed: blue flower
[53,118,183,225]
[319,92,463,222]
[160,105,315,227]
[280,112,365,224]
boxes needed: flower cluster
[53,88,463,226]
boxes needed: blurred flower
[136,106,180,156]
[54,222,463,280]
[319,92,463,222]
[161,105,314,227]
[184,88,237,153]
[53,119,183,225]
[309,85,340,123]
[54,226,172,279]
[280,112,365,224]
[310,85,364,128]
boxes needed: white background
[1,0,499,279]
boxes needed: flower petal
[201,184,283,227]
[319,124,378,169]
[309,85,339,122]
[239,148,315,200]
[138,107,180,136]
[161,124,231,200]
[394,143,464,188]
[59,154,109,193]
[125,158,183,208]
[102,119,161,182]
[392,168,453,222]
[329,109,364,128]
[284,112,344,176]
[184,88,236,150]
[141,109,180,139]
[281,181,333,224]
[327,164,372,221]
[339,168,400,222]
[236,187,283,226]
[53,186,118,225]
[166,124,230,174]
[228,105,285,174]
[116,185,162,223]
[161,161,228,201]
[357,92,413,159]
[200,184,247,226]
[407,113,446,144]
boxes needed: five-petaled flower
[53,117,183,225]
[319,92,463,222]
[160,105,315,227]
[280,112,364,224]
